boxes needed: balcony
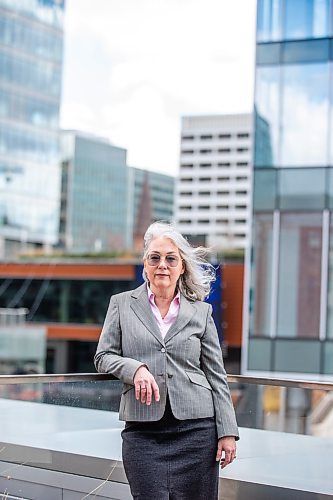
[0,373,332,499]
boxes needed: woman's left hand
[216,436,236,469]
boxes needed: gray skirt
[121,396,219,500]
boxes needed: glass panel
[330,60,333,166]
[256,43,281,65]
[284,0,330,40]
[249,213,274,336]
[274,339,321,373]
[257,0,283,42]
[253,169,277,210]
[282,39,330,64]
[323,342,333,373]
[277,213,322,338]
[281,63,329,167]
[254,66,280,167]
[279,168,326,210]
[248,338,272,370]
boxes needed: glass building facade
[60,132,130,253]
[244,0,333,377]
[0,0,64,247]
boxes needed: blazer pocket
[185,371,212,390]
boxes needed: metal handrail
[0,372,332,390]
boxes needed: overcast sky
[60,0,257,176]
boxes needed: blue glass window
[280,63,330,167]
[284,0,330,40]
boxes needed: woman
[94,222,239,500]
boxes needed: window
[218,134,231,139]
[236,190,248,195]
[180,191,193,196]
[179,206,192,210]
[235,219,246,224]
[236,162,248,166]
[218,176,230,181]
[182,150,194,154]
[181,163,194,168]
[178,219,192,224]
[235,204,246,209]
[218,162,231,167]
[182,135,194,140]
[217,205,229,209]
[199,191,210,196]
[199,163,211,168]
[200,149,212,154]
[235,233,246,237]
[237,133,249,138]
[200,135,213,140]
[216,219,228,223]
[198,205,210,210]
[236,176,248,181]
[218,148,231,153]
[198,219,209,224]
[180,177,193,182]
[199,177,211,181]
[217,191,230,195]
[237,147,249,152]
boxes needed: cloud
[60,0,257,175]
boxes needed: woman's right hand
[133,366,160,405]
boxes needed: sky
[60,0,257,176]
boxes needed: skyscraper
[244,0,333,378]
[0,0,65,256]
[60,131,130,253]
[175,114,252,250]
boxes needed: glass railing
[0,373,332,498]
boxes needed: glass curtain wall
[248,0,333,375]
[0,0,64,245]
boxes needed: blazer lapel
[130,284,165,347]
[164,294,196,343]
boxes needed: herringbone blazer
[94,283,239,440]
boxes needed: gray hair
[142,221,216,301]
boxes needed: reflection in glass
[257,0,283,42]
[255,66,280,166]
[284,0,330,40]
[279,168,326,210]
[253,169,277,210]
[274,339,321,372]
[249,213,274,336]
[281,63,329,167]
[277,213,322,338]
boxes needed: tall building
[130,167,175,252]
[243,0,333,379]
[0,0,65,256]
[60,131,130,253]
[175,114,252,250]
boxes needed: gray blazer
[94,283,239,440]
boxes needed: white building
[175,114,252,250]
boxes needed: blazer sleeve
[200,304,239,440]
[94,295,145,385]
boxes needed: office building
[243,0,333,378]
[60,131,130,253]
[175,114,252,250]
[130,167,175,251]
[0,0,65,256]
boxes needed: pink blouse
[147,285,180,339]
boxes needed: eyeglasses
[146,254,181,267]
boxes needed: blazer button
[167,373,173,378]
[161,348,166,353]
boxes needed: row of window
[0,88,59,128]
[182,133,250,141]
[180,176,248,182]
[182,148,249,154]
[0,13,63,62]
[181,162,249,168]
[179,190,249,196]
[0,125,59,163]
[0,51,61,97]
